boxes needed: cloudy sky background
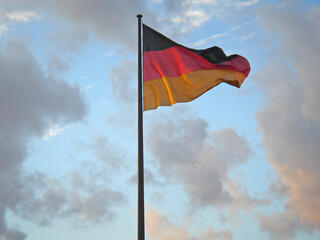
[0,0,320,239]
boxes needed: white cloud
[234,0,259,8]
[41,124,73,140]
[242,32,256,41]
[229,17,258,31]
[160,0,260,34]
[81,84,94,91]
[192,17,257,47]
[193,32,228,47]
[104,51,116,56]
[5,11,41,23]
[173,9,210,25]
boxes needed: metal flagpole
[137,14,145,240]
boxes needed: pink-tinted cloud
[255,1,320,238]
[146,207,233,240]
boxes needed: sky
[0,0,320,240]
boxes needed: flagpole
[137,14,145,240]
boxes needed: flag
[142,24,251,111]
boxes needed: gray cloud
[255,2,320,238]
[14,172,126,227]
[2,0,319,239]
[0,38,127,237]
[1,227,26,240]
[257,3,320,123]
[106,60,138,135]
[108,60,137,104]
[0,0,259,52]
[45,52,70,74]
[146,107,252,208]
[0,206,26,240]
[0,0,156,51]
[89,136,126,170]
[0,0,265,239]
[268,178,289,200]
[258,212,300,240]
[0,40,86,238]
[129,168,163,186]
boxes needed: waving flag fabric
[142,24,251,111]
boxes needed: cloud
[108,60,137,104]
[146,107,252,208]
[0,40,87,238]
[5,10,41,22]
[0,0,260,51]
[228,17,258,31]
[14,171,126,227]
[81,84,94,92]
[106,59,139,133]
[0,0,156,50]
[45,52,70,73]
[0,226,26,240]
[0,10,41,42]
[129,169,163,186]
[192,32,228,47]
[242,32,256,41]
[41,124,73,140]
[258,212,300,240]
[157,0,259,33]
[234,0,259,8]
[191,17,257,47]
[0,209,27,240]
[89,136,126,170]
[254,2,320,237]
[201,226,233,240]
[146,207,233,240]
[0,39,86,170]
[170,9,211,33]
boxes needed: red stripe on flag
[143,46,250,82]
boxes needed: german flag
[143,24,251,111]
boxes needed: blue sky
[1,0,320,240]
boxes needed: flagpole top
[137,14,143,18]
